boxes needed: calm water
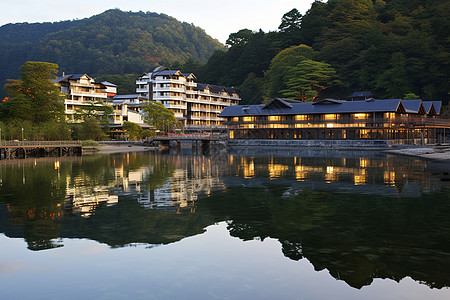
[1,149,450,299]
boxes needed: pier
[0,141,82,160]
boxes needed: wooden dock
[0,141,82,160]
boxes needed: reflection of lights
[54,161,60,169]
[360,158,369,168]
[326,166,334,174]
[269,164,288,179]
[354,170,367,185]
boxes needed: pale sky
[0,0,313,43]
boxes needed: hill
[0,9,224,97]
[193,0,449,104]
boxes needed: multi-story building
[219,98,450,145]
[136,67,240,129]
[53,74,117,122]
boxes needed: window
[243,116,254,122]
[295,115,308,121]
[324,114,337,120]
[354,113,369,119]
[268,115,283,122]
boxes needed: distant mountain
[0,9,224,97]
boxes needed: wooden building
[219,98,449,145]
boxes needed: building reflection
[228,154,441,196]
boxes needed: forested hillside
[0,9,223,97]
[190,0,449,104]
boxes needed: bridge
[0,141,82,160]
[152,134,228,151]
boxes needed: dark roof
[433,101,443,114]
[152,70,183,77]
[349,91,373,98]
[422,101,434,114]
[194,83,209,91]
[402,99,425,114]
[182,73,196,79]
[209,85,226,93]
[52,74,90,83]
[113,94,141,100]
[219,98,404,117]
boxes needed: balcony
[154,95,185,101]
[136,87,149,93]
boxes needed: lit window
[295,115,307,121]
[232,117,239,122]
[324,114,336,120]
[243,116,254,122]
[268,116,282,122]
[354,113,369,119]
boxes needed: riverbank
[386,145,450,161]
[83,143,158,154]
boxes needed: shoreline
[84,144,158,154]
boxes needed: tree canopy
[1,61,64,123]
[142,101,177,133]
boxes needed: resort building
[219,98,449,146]
[136,67,240,129]
[105,94,152,140]
[54,74,117,122]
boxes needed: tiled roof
[219,98,404,117]
[402,99,425,114]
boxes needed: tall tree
[281,59,338,102]
[142,101,177,133]
[264,45,316,99]
[1,61,64,123]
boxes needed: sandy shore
[386,146,450,161]
[84,144,158,154]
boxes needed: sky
[0,0,313,44]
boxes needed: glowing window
[243,116,254,122]
[268,116,282,122]
[354,113,369,119]
[324,114,336,120]
[295,115,307,121]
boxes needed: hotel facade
[136,67,240,129]
[219,98,450,145]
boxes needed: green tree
[74,116,107,141]
[279,8,302,32]
[264,45,316,99]
[1,61,64,123]
[281,59,338,102]
[226,29,254,47]
[142,101,177,134]
[123,121,143,140]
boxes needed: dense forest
[187,0,449,104]
[0,9,223,98]
[1,0,449,105]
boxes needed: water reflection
[0,151,450,291]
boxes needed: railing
[0,141,82,147]
[228,117,450,129]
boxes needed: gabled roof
[219,98,405,117]
[194,83,209,91]
[402,99,426,114]
[433,101,443,115]
[52,74,91,83]
[152,70,184,78]
[422,101,437,115]
[182,73,196,79]
[263,98,300,109]
[209,85,226,94]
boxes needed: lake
[1,149,450,299]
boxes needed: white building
[54,74,117,122]
[136,67,240,128]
